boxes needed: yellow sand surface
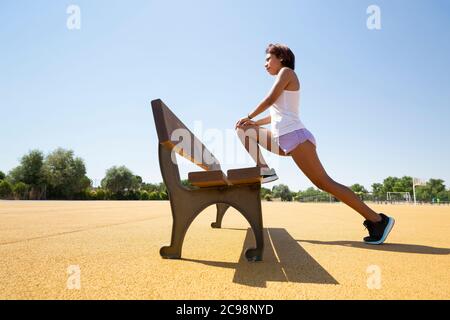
[0,201,448,299]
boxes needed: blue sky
[1,0,449,191]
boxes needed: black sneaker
[260,167,279,184]
[363,213,395,245]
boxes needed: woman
[235,43,395,245]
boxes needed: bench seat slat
[227,167,262,185]
[188,170,229,188]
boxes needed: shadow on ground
[182,228,339,288]
[295,239,450,255]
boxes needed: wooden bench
[151,99,265,261]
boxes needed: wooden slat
[227,167,262,185]
[188,170,229,188]
[151,99,221,171]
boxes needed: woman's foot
[260,167,279,183]
[363,213,395,245]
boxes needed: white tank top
[270,89,305,138]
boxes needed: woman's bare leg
[235,124,288,167]
[289,140,382,223]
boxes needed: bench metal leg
[160,198,208,259]
[211,203,230,228]
[233,194,264,262]
[160,216,189,259]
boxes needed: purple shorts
[277,128,316,155]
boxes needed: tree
[8,150,45,185]
[260,187,271,200]
[159,191,169,200]
[101,166,139,194]
[436,189,449,202]
[382,176,400,193]
[13,182,29,200]
[0,171,5,180]
[371,183,385,201]
[135,175,143,187]
[295,187,330,202]
[419,179,447,202]
[181,179,192,188]
[95,189,107,200]
[0,180,13,199]
[393,176,413,194]
[140,190,150,200]
[8,150,46,199]
[427,179,446,194]
[158,182,167,194]
[350,183,368,194]
[442,189,450,202]
[350,183,368,200]
[43,148,90,199]
[149,191,160,200]
[141,182,160,193]
[272,184,292,201]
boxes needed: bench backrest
[151,99,221,171]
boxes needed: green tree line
[261,178,450,203]
[1,149,449,203]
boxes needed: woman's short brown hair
[265,43,295,70]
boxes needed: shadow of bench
[151,99,265,261]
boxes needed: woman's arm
[234,115,271,129]
[255,115,271,126]
[247,68,292,119]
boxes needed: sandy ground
[0,200,449,300]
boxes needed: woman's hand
[235,116,256,129]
